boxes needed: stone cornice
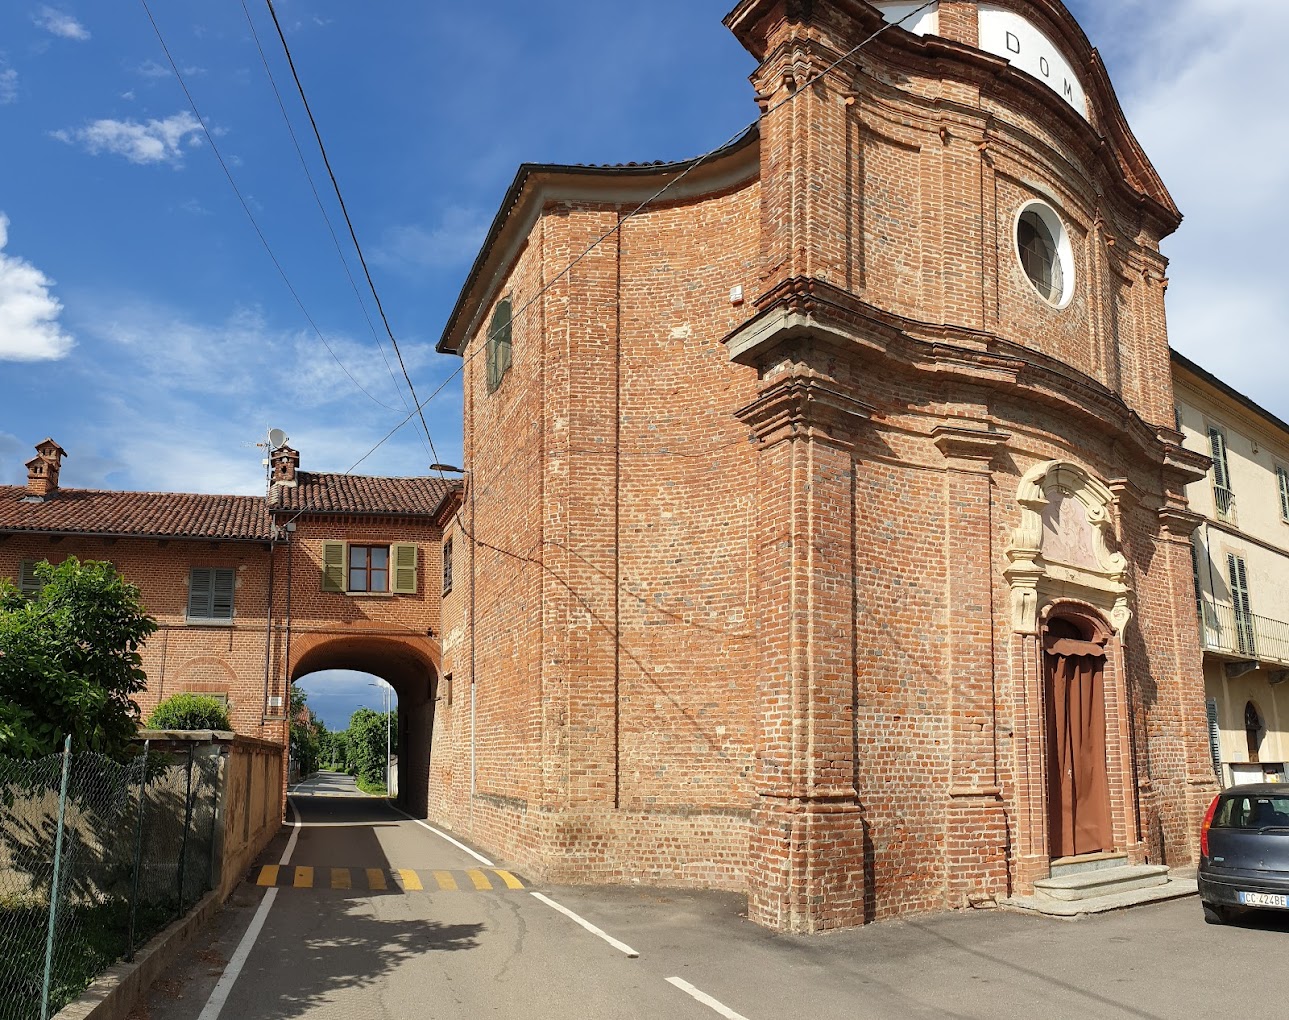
[735,376,874,449]
[933,423,1013,472]
[722,277,1179,473]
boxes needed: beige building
[1175,351,1289,786]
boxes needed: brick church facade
[3,0,1227,935]
[429,0,1219,932]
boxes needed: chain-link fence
[0,739,220,1020]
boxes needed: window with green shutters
[1227,552,1255,656]
[320,542,417,594]
[187,567,235,622]
[1208,426,1233,518]
[1278,465,1289,523]
[486,297,513,394]
[18,559,44,596]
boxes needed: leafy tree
[289,685,324,778]
[147,693,231,731]
[344,707,393,787]
[0,558,157,759]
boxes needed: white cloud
[1108,0,1289,416]
[0,213,75,361]
[0,67,17,105]
[33,6,90,41]
[53,112,205,166]
[372,207,490,273]
[66,299,455,493]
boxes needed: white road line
[196,799,301,1020]
[391,807,495,866]
[530,892,640,958]
[665,977,750,1020]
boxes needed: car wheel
[1202,902,1230,925]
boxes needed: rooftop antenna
[268,428,289,451]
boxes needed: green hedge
[146,694,231,732]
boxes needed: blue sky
[2,1,1284,726]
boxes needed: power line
[237,0,416,429]
[136,0,405,415]
[340,0,938,472]
[263,0,441,470]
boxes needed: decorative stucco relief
[1005,460,1130,635]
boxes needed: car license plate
[1238,891,1289,909]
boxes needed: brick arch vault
[291,632,442,817]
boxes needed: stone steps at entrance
[1035,864,1170,902]
[1049,851,1129,878]
[1000,863,1197,918]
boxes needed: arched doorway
[291,634,441,817]
[1043,612,1114,859]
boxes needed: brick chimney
[25,439,66,501]
[270,445,300,488]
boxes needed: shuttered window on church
[486,297,513,393]
[188,567,235,622]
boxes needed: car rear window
[1213,793,1289,829]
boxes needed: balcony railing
[1213,485,1235,519]
[1197,598,1289,668]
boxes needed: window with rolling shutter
[18,559,44,596]
[187,567,236,622]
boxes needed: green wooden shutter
[1205,698,1223,780]
[392,543,418,594]
[1208,427,1230,489]
[322,542,347,592]
[188,568,213,617]
[212,568,236,619]
[1228,553,1255,656]
[18,560,42,596]
[1278,466,1289,522]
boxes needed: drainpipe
[261,538,276,728]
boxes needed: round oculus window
[1016,202,1073,307]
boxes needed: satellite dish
[268,428,288,451]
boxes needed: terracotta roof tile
[0,486,273,541]
[0,472,460,541]
[269,473,458,516]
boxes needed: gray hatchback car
[1198,784,1289,924]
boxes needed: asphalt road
[129,773,1289,1020]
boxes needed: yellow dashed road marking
[252,866,526,892]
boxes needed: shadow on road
[248,899,483,1018]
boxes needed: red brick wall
[427,0,1216,931]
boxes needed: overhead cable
[136,0,404,415]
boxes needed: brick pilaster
[934,424,1011,905]
[737,357,872,932]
